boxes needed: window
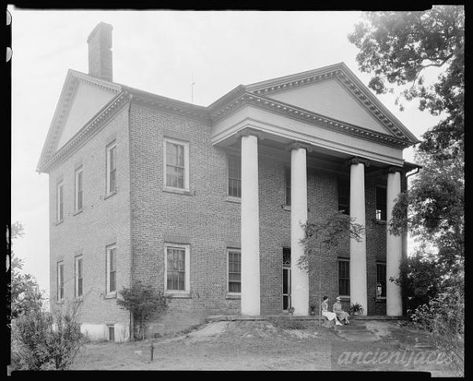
[57,261,64,301]
[285,168,291,206]
[164,138,189,191]
[227,249,241,293]
[106,142,117,195]
[56,181,64,222]
[107,325,115,342]
[338,178,350,215]
[227,156,241,198]
[75,167,83,211]
[75,256,83,298]
[338,259,350,296]
[376,262,386,298]
[375,186,387,221]
[106,245,117,295]
[164,244,190,293]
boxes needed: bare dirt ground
[71,319,461,375]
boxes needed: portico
[209,63,419,317]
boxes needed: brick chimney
[87,22,113,82]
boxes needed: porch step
[206,314,404,322]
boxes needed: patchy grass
[70,320,461,375]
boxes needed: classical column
[349,158,368,315]
[386,167,403,316]
[290,143,310,316]
[240,132,261,316]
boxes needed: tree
[348,6,464,161]
[299,211,364,319]
[8,222,44,322]
[117,281,168,340]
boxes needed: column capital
[347,156,371,167]
[286,141,313,152]
[236,127,264,140]
[387,166,403,174]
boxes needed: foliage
[11,302,84,370]
[298,211,364,273]
[349,303,363,314]
[348,6,464,161]
[117,281,168,340]
[411,283,464,375]
[8,222,44,323]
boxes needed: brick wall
[48,104,131,328]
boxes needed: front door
[282,248,291,311]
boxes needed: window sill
[373,219,387,225]
[55,219,64,226]
[339,296,350,301]
[105,292,117,299]
[165,292,191,299]
[56,299,65,305]
[104,191,117,201]
[225,196,241,204]
[375,297,386,303]
[226,293,241,300]
[74,296,84,302]
[73,209,83,216]
[163,187,193,196]
[282,204,291,211]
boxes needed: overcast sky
[10,8,441,298]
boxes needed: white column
[291,144,309,316]
[349,159,368,315]
[386,169,403,316]
[240,134,260,316]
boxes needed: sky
[10,8,442,298]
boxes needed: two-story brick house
[37,23,419,342]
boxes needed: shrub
[117,281,168,340]
[11,303,84,370]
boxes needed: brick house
[37,23,420,342]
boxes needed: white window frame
[105,244,117,297]
[57,261,64,301]
[227,155,241,199]
[227,248,241,295]
[74,255,83,298]
[56,181,64,223]
[163,137,190,192]
[106,142,117,195]
[74,166,83,212]
[164,243,190,295]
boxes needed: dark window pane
[228,157,241,197]
[110,271,116,292]
[376,187,387,220]
[285,168,291,205]
[228,250,241,292]
[338,260,350,296]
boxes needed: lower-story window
[57,261,64,301]
[227,249,241,293]
[338,259,350,297]
[165,243,190,294]
[376,262,386,298]
[107,324,115,342]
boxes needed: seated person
[321,296,342,326]
[333,296,350,324]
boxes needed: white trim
[164,243,190,295]
[163,137,190,192]
[74,166,83,212]
[226,248,241,295]
[105,141,117,196]
[74,255,83,298]
[56,181,64,223]
[105,244,117,296]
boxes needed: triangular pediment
[245,63,419,143]
[37,70,121,171]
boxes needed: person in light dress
[321,296,342,326]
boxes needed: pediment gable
[245,62,418,143]
[37,70,121,171]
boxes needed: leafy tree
[117,281,168,340]
[299,211,364,319]
[8,222,44,322]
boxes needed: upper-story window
[338,178,350,215]
[75,255,83,298]
[56,181,64,223]
[285,167,291,206]
[74,167,83,212]
[228,156,241,198]
[164,138,189,191]
[106,142,117,195]
[375,186,387,221]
